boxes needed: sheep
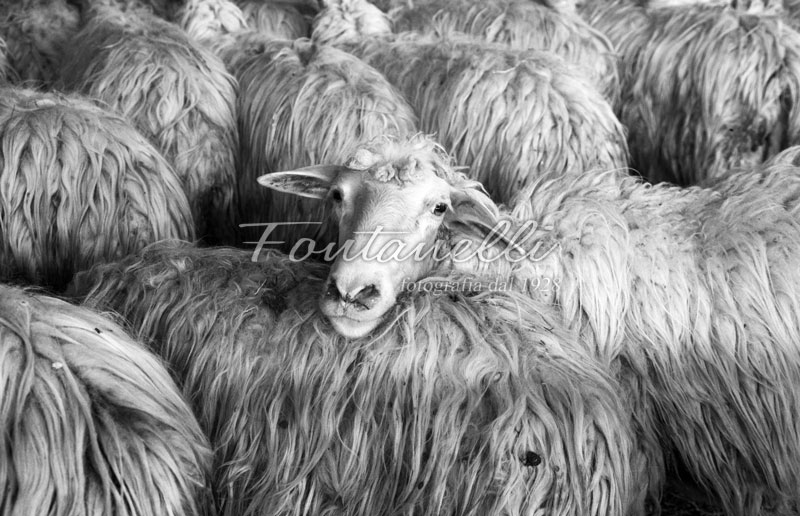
[312,0,630,206]
[0,283,212,515]
[0,0,80,86]
[208,30,418,248]
[58,5,239,245]
[67,240,643,516]
[0,87,194,291]
[237,0,311,39]
[584,0,800,185]
[259,132,800,515]
[374,0,621,104]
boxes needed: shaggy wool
[0,87,194,291]
[263,133,800,514]
[216,32,418,248]
[313,11,629,204]
[67,241,643,516]
[599,2,800,184]
[0,284,212,515]
[238,0,311,39]
[67,241,329,512]
[381,0,621,104]
[503,160,800,515]
[0,0,79,86]
[59,7,239,245]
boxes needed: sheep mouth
[324,313,384,339]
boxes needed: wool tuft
[0,87,194,290]
[59,7,239,245]
[0,283,212,515]
[68,241,643,516]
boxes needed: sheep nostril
[325,279,342,301]
[351,284,380,310]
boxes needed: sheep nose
[325,277,382,310]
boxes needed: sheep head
[258,135,501,338]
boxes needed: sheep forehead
[348,174,449,212]
[341,168,451,203]
[344,138,453,186]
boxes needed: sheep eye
[432,203,448,216]
[331,189,343,202]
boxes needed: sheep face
[259,137,498,338]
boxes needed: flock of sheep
[3,0,800,515]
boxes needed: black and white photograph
[1,0,799,514]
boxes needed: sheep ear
[445,189,528,254]
[257,165,343,199]
[445,186,500,237]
